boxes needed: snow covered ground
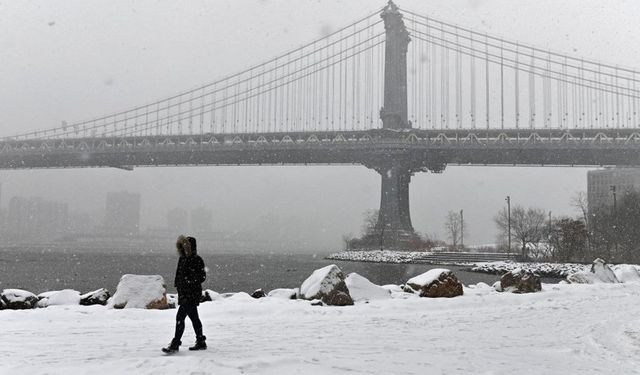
[2,283,640,374]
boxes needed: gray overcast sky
[1,0,639,250]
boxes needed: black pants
[173,303,204,343]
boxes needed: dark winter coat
[174,235,206,305]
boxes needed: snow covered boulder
[80,288,110,306]
[299,265,353,306]
[251,289,267,299]
[345,273,391,302]
[37,290,81,308]
[404,269,463,298]
[1,289,38,309]
[166,294,177,309]
[591,258,619,283]
[201,289,222,302]
[613,265,640,283]
[499,269,542,293]
[267,288,298,300]
[107,275,169,309]
[567,258,620,284]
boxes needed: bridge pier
[374,162,419,248]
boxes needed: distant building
[6,196,69,241]
[167,208,189,234]
[587,168,640,213]
[104,191,141,236]
[190,207,213,235]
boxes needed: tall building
[587,168,640,213]
[104,191,141,236]
[167,208,189,234]
[190,207,213,235]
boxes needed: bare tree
[495,205,546,258]
[361,209,379,236]
[444,210,466,250]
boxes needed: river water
[0,246,508,295]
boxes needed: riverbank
[2,282,639,374]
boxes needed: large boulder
[345,273,391,302]
[37,290,81,308]
[107,275,169,309]
[80,288,110,306]
[299,265,353,306]
[591,258,619,283]
[267,288,298,300]
[404,269,463,298]
[567,258,620,284]
[614,265,640,283]
[1,289,38,309]
[499,269,542,293]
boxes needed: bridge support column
[374,162,417,248]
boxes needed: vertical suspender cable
[485,34,490,129]
[515,43,520,129]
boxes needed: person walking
[162,235,207,354]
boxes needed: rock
[567,259,621,284]
[251,289,267,299]
[591,258,620,283]
[107,274,169,309]
[267,288,298,300]
[499,269,542,293]
[310,300,324,306]
[614,265,640,283]
[80,288,110,306]
[37,290,81,308]
[201,289,222,302]
[492,281,503,292]
[567,271,601,284]
[166,293,178,309]
[1,289,38,309]
[0,297,5,310]
[404,269,463,298]
[299,264,353,306]
[345,273,391,302]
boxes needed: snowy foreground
[3,283,640,374]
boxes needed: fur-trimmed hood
[176,235,197,257]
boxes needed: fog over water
[1,0,639,250]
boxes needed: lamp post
[460,209,464,250]
[506,196,511,254]
[610,185,618,258]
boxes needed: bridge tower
[369,1,422,249]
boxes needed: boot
[189,336,207,351]
[162,339,181,354]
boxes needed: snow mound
[381,284,404,293]
[227,292,253,301]
[37,290,81,308]
[567,272,602,284]
[613,265,640,283]
[107,275,168,309]
[345,273,391,302]
[267,288,298,300]
[299,264,353,306]
[1,289,38,309]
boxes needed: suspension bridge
[2,1,639,249]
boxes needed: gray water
[0,246,506,295]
